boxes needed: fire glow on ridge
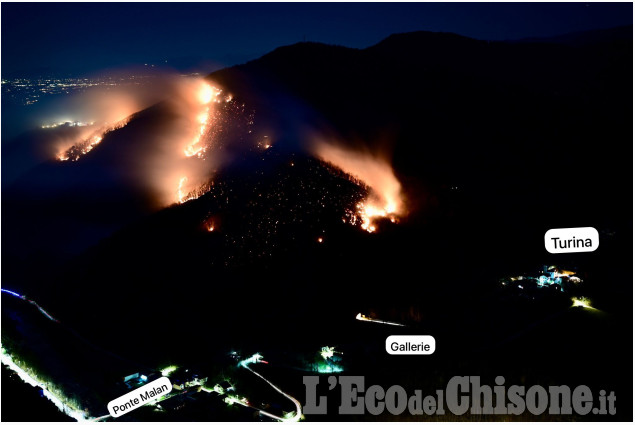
[314,142,405,233]
[56,116,131,162]
[177,81,224,204]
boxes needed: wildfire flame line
[56,116,132,162]
[176,81,226,204]
[177,176,213,204]
[184,83,222,158]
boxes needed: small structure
[170,369,208,391]
[212,381,235,395]
[123,371,156,389]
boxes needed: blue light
[1,289,23,298]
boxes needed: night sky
[1,2,632,76]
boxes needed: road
[356,312,405,326]
[1,288,60,322]
[0,348,88,421]
[1,287,154,421]
[239,354,303,422]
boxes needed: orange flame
[184,82,221,158]
[314,142,404,233]
[56,116,131,162]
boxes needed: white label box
[386,335,435,355]
[107,376,172,417]
[544,227,599,254]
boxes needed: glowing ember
[314,142,404,233]
[257,136,272,150]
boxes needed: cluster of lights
[503,267,583,292]
[2,75,162,106]
[42,121,95,129]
